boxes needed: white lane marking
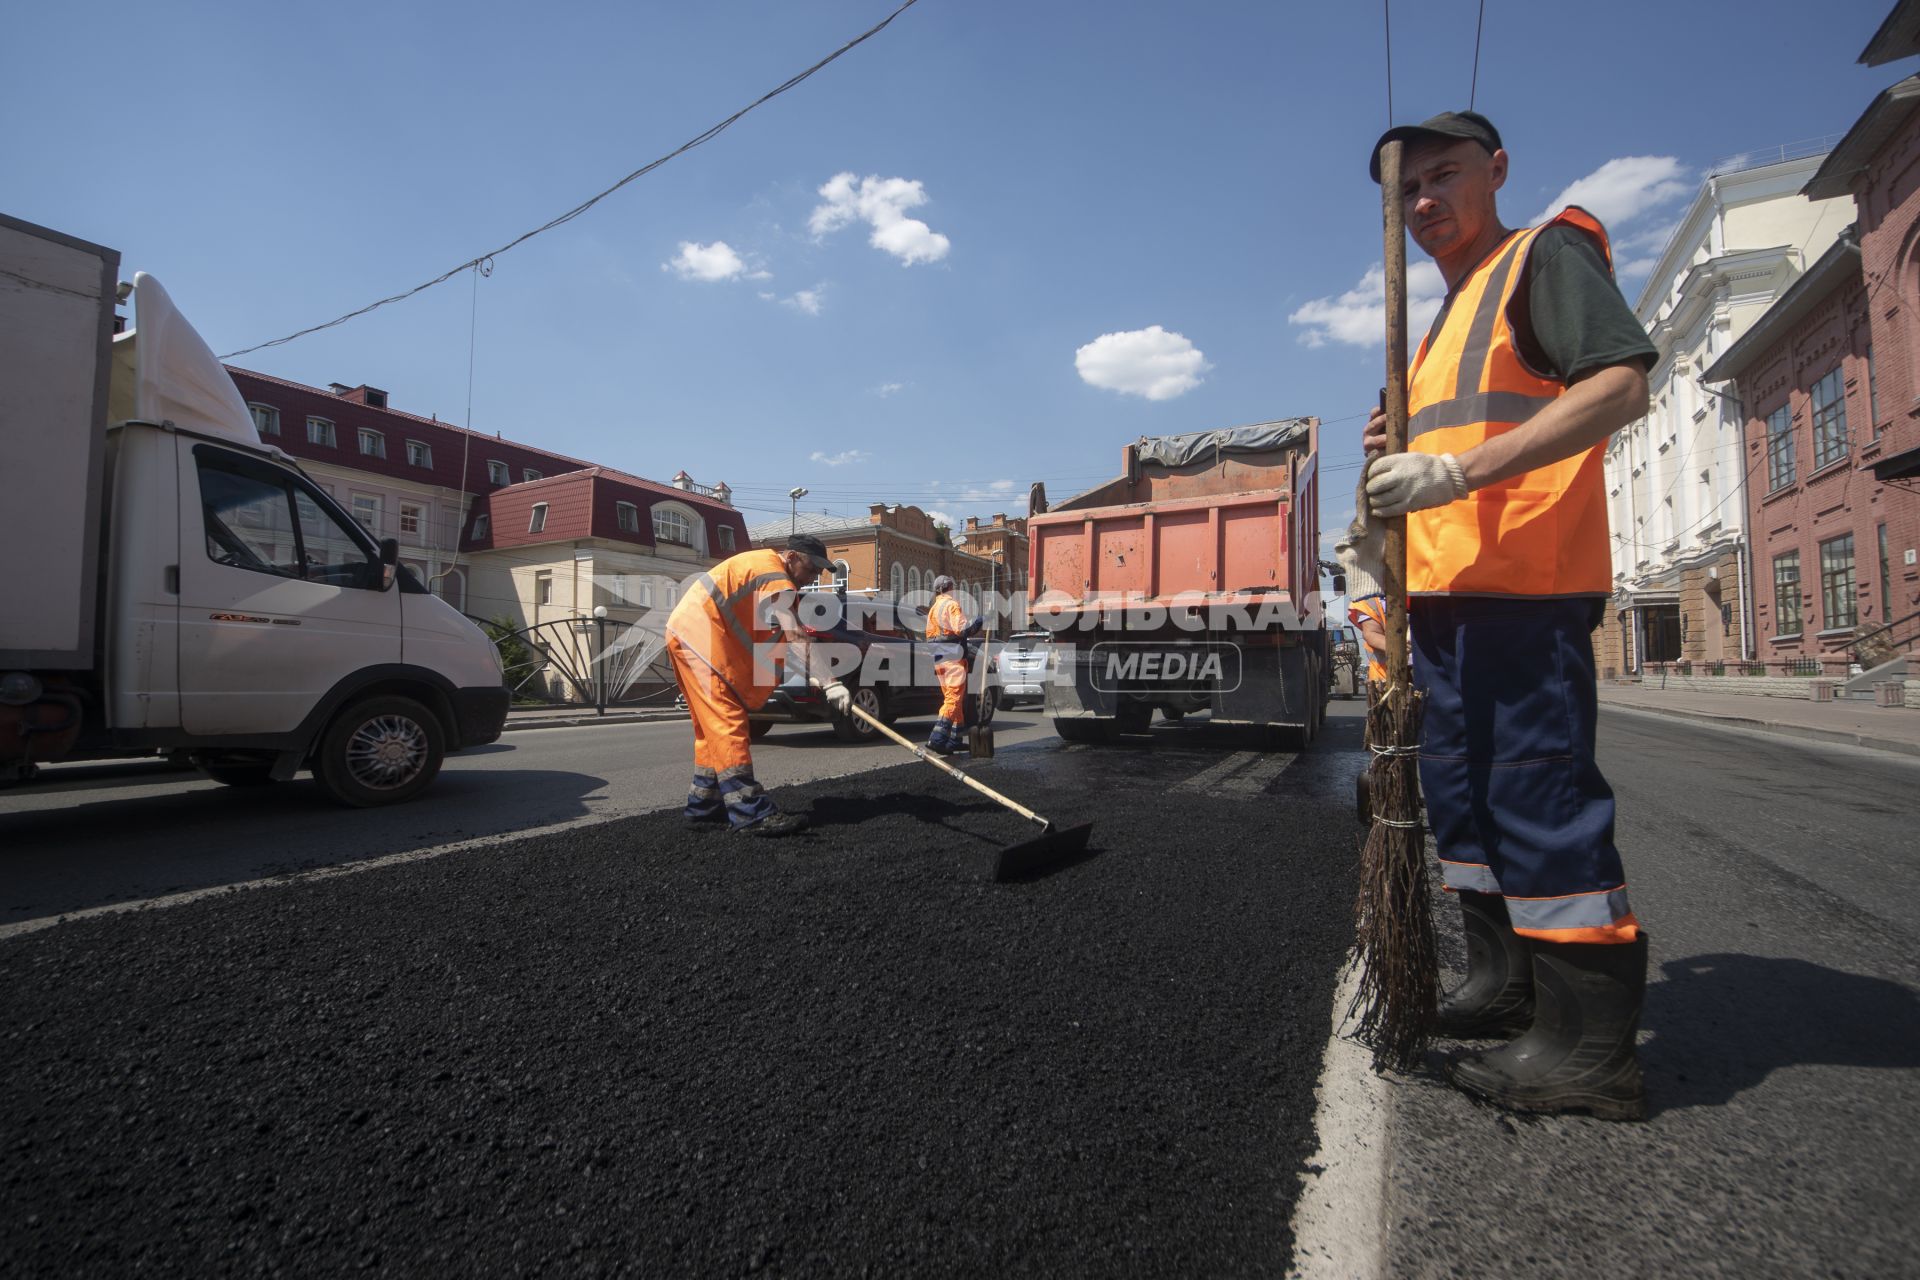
[1218,752,1297,795]
[1172,751,1260,794]
[1286,958,1390,1280]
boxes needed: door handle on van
[165,565,179,594]
[379,537,400,591]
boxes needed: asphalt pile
[3,752,1357,1277]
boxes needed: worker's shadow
[806,790,1004,836]
[1644,952,1920,1113]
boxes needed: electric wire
[217,0,924,360]
[1469,0,1487,110]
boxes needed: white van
[0,214,506,805]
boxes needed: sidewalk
[499,703,688,733]
[1597,682,1920,757]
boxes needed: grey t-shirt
[1423,220,1657,384]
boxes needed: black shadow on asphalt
[1643,951,1920,1113]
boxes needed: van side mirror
[380,537,400,591]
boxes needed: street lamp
[592,604,610,717]
[788,485,809,535]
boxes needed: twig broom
[1349,138,1437,1072]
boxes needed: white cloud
[809,173,951,266]
[664,240,749,283]
[809,449,869,467]
[872,381,905,398]
[1074,325,1212,400]
[1287,261,1446,350]
[760,286,825,316]
[1528,156,1690,229]
[926,509,958,531]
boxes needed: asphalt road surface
[5,701,1917,1277]
[0,709,1054,927]
[1381,709,1920,1280]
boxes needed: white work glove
[1365,451,1468,518]
[821,681,853,715]
[1334,513,1386,602]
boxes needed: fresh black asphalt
[3,740,1358,1277]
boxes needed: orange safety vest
[925,593,970,665]
[1348,595,1387,683]
[665,548,796,706]
[1405,207,1614,597]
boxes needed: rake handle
[847,704,1050,830]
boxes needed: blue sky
[6,0,1903,560]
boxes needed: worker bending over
[923,575,983,756]
[665,533,851,837]
[1356,110,1656,1118]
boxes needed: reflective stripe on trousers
[1413,596,1639,944]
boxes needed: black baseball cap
[785,533,834,571]
[1369,110,1503,183]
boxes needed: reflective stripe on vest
[1348,595,1387,683]
[1404,206,1615,598]
[666,548,794,658]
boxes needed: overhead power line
[218,0,924,360]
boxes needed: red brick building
[1705,71,1920,668]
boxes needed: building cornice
[1804,75,1920,199]
[1701,228,1862,382]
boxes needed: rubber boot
[1447,933,1649,1121]
[1437,892,1534,1038]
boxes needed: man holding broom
[1355,110,1657,1119]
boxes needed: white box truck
[0,213,508,804]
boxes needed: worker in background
[923,574,983,756]
[1354,110,1657,1119]
[665,533,852,837]
[1335,520,1390,825]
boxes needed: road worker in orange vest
[665,533,852,837]
[1355,111,1658,1119]
[923,574,983,756]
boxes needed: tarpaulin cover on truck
[1135,419,1312,468]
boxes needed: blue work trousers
[1411,596,1636,941]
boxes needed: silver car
[991,631,1051,708]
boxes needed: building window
[716,526,735,553]
[833,558,850,588]
[523,468,543,483]
[1773,551,1802,638]
[610,573,628,605]
[535,572,553,606]
[890,562,905,598]
[249,403,280,436]
[529,503,548,535]
[1765,404,1795,492]
[616,501,639,533]
[1867,345,1881,434]
[351,494,380,534]
[307,416,336,447]
[487,460,509,487]
[1810,367,1848,470]
[406,440,432,467]
[909,566,922,595]
[399,502,423,538]
[358,428,385,459]
[654,507,692,545]
[1820,533,1857,630]
[472,513,490,539]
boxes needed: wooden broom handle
[1378,139,1412,689]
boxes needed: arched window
[890,562,905,598]
[653,507,693,545]
[833,558,850,588]
[908,566,921,595]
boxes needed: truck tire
[1114,702,1153,735]
[1052,716,1114,744]
[313,694,446,808]
[832,685,887,743]
[748,720,774,742]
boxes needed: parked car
[750,592,944,743]
[990,631,1051,708]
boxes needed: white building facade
[1599,151,1850,675]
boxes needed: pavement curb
[500,711,687,733]
[1599,699,1920,759]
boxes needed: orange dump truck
[1025,419,1329,746]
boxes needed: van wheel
[314,695,445,807]
[748,720,774,742]
[1053,716,1114,744]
